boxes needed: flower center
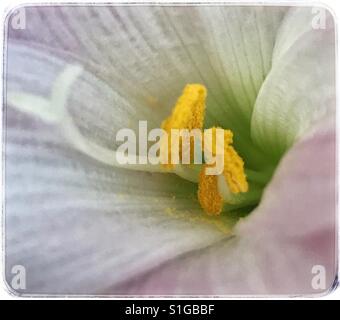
[160,84,251,215]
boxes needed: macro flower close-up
[3,4,337,295]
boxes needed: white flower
[5,5,336,295]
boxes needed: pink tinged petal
[112,125,336,295]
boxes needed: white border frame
[0,0,339,300]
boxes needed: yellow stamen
[161,84,207,168]
[198,127,248,215]
[197,164,224,215]
[158,84,248,215]
[224,143,248,193]
[162,84,206,131]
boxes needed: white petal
[251,7,336,158]
[7,44,203,177]
[9,6,286,129]
[5,45,235,294]
[8,5,287,171]
[6,44,160,148]
[194,6,286,123]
